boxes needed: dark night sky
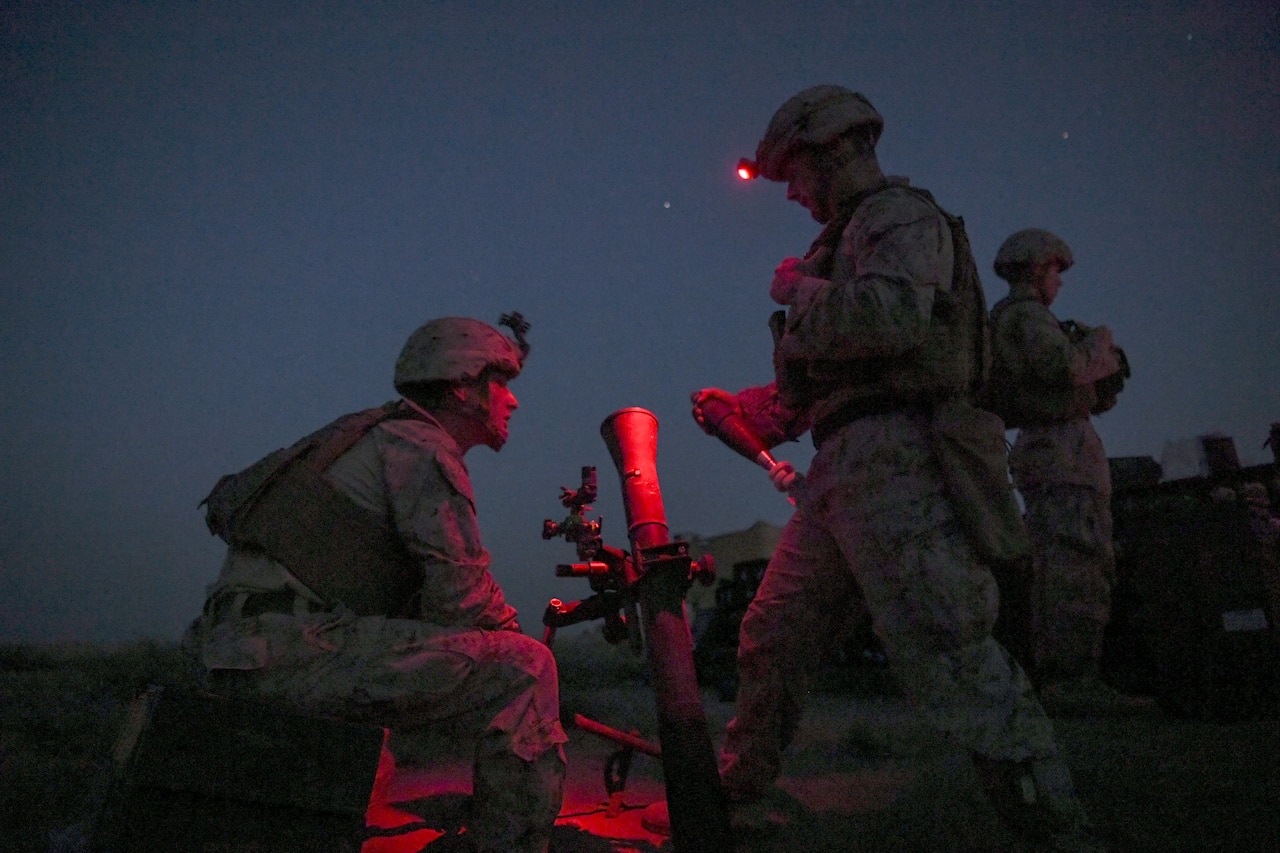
[3,1,1277,643]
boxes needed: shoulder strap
[304,400,424,472]
[894,184,991,395]
[941,208,991,395]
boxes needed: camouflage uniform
[720,181,1066,800]
[991,288,1119,683]
[188,398,566,853]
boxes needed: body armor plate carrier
[201,402,425,617]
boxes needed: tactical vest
[775,183,990,418]
[201,401,426,617]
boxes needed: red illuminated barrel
[601,408,668,550]
[599,407,731,852]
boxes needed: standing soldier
[690,86,1104,850]
[186,315,567,853]
[987,230,1132,706]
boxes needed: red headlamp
[736,158,759,181]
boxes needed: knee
[736,600,790,654]
[492,630,560,683]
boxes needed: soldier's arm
[734,381,808,446]
[1013,304,1118,388]
[386,431,519,630]
[1067,324,1122,385]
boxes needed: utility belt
[812,397,931,448]
[206,589,330,623]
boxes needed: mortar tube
[601,408,732,852]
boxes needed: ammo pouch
[928,398,1031,569]
[201,402,425,617]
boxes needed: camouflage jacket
[987,289,1121,428]
[736,177,984,445]
[989,289,1118,492]
[205,399,519,631]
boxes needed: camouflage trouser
[719,411,1060,798]
[192,613,567,853]
[1020,484,1115,683]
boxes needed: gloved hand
[771,253,829,305]
[690,388,740,435]
[1086,324,1114,350]
[766,459,798,492]
[771,257,805,304]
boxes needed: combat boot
[972,754,1106,852]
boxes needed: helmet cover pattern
[755,85,885,182]
[394,316,524,393]
[994,229,1074,281]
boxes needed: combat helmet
[993,229,1074,282]
[752,85,884,182]
[394,313,529,394]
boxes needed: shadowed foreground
[4,635,1278,852]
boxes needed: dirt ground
[5,638,1278,853]
[371,684,1280,853]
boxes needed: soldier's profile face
[782,152,833,223]
[478,375,519,451]
[1035,260,1064,306]
[450,373,519,452]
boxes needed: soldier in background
[987,230,1135,708]
[690,86,1103,850]
[185,316,566,853]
